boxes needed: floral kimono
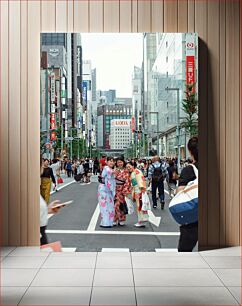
[97,166,116,227]
[130,168,149,223]
[114,168,132,222]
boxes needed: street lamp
[165,87,181,173]
[149,111,159,156]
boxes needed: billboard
[82,80,88,104]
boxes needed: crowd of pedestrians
[40,136,198,252]
[96,136,199,251]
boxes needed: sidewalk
[1,246,241,305]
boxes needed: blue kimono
[97,166,116,227]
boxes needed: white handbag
[141,192,151,211]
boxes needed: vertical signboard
[185,34,196,89]
[131,116,135,133]
[82,80,88,105]
[50,72,55,102]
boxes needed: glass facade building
[152,33,198,158]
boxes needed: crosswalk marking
[46,229,180,236]
[87,203,100,231]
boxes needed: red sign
[186,56,195,85]
[50,113,56,130]
[131,116,135,133]
[50,132,56,141]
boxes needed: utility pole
[70,129,72,160]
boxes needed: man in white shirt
[50,159,61,191]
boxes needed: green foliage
[182,83,198,137]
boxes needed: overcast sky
[81,33,143,98]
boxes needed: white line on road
[50,180,75,195]
[46,229,180,236]
[148,210,161,227]
[87,203,100,231]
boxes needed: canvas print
[40,33,198,252]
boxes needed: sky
[81,33,143,98]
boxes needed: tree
[182,83,198,137]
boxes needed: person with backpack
[148,156,168,209]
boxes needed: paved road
[47,175,180,251]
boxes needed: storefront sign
[50,73,55,102]
[49,48,59,57]
[186,56,195,85]
[50,113,56,130]
[111,120,130,126]
[50,132,56,141]
[51,103,56,114]
[131,116,135,133]
[82,80,88,103]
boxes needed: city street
[46,175,180,252]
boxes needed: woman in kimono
[126,162,149,227]
[113,157,131,226]
[97,157,116,228]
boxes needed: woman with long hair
[126,162,149,227]
[97,156,116,228]
[113,157,131,226]
[40,158,56,204]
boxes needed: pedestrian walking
[66,160,72,177]
[97,157,116,228]
[126,162,148,227]
[50,158,61,191]
[83,159,90,183]
[89,158,94,174]
[113,157,131,226]
[148,156,168,209]
[174,136,198,252]
[40,158,56,204]
[93,157,99,175]
[166,160,178,199]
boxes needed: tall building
[143,33,157,153]
[41,33,69,157]
[109,119,132,150]
[152,33,198,158]
[132,66,143,151]
[82,60,96,147]
[97,89,116,104]
[41,33,83,158]
[97,104,132,149]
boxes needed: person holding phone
[40,196,66,245]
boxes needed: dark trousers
[93,167,98,175]
[40,226,48,245]
[67,169,72,177]
[178,222,198,252]
[152,180,165,206]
